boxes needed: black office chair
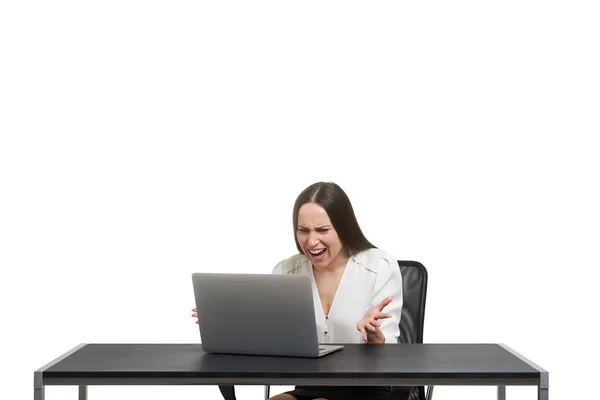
[218,260,430,400]
[391,260,431,400]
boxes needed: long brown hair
[293,182,376,254]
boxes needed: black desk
[34,343,548,400]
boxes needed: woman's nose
[308,231,319,246]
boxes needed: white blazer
[272,248,403,344]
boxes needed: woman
[193,182,403,400]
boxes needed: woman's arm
[368,254,403,343]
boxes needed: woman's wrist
[366,328,386,344]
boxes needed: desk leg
[539,370,549,400]
[34,386,44,400]
[497,385,506,400]
[79,386,87,400]
[34,371,44,400]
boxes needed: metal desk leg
[539,370,549,400]
[264,385,270,400]
[33,385,44,400]
[497,385,506,400]
[34,344,88,400]
[34,371,44,400]
[498,344,549,400]
[79,386,87,400]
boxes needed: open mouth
[308,248,326,257]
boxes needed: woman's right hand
[356,296,392,343]
[191,307,199,324]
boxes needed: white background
[1,1,599,399]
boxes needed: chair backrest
[392,260,428,400]
[398,260,428,344]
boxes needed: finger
[358,326,367,342]
[367,321,378,332]
[377,296,393,311]
[196,320,199,324]
[370,320,381,331]
[374,312,392,320]
[192,312,198,317]
[366,324,380,338]
[192,308,197,312]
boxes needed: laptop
[192,273,344,357]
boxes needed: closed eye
[297,227,330,233]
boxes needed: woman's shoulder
[272,253,309,274]
[350,248,397,273]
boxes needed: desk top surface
[42,343,542,380]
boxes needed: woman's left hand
[356,296,393,343]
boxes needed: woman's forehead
[297,203,331,225]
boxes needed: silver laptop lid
[192,273,321,357]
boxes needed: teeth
[309,249,326,255]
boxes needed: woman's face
[296,202,346,270]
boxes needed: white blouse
[272,248,403,344]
